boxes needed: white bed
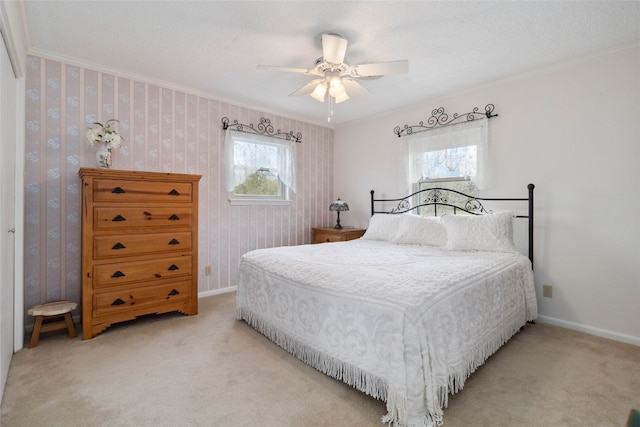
[236,186,537,427]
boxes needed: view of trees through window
[234,168,279,196]
[233,138,281,197]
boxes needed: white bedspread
[236,239,537,427]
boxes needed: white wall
[333,45,640,345]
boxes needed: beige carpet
[1,292,639,427]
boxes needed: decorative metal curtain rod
[222,117,302,143]
[393,104,498,138]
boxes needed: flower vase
[96,142,112,168]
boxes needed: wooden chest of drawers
[79,168,201,339]
[312,227,366,243]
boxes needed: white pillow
[391,215,447,246]
[442,211,518,253]
[361,214,403,241]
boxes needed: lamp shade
[334,92,350,104]
[329,198,349,212]
[328,76,346,98]
[310,82,327,102]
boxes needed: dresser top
[78,167,202,182]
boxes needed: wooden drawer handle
[168,189,180,196]
[168,238,180,245]
[111,271,126,278]
[168,289,180,296]
[112,214,126,222]
[168,214,180,221]
[112,242,126,250]
[111,298,125,306]
[112,187,126,194]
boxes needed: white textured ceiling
[22,0,640,127]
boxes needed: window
[402,119,489,189]
[224,130,296,205]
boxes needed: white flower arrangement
[85,119,123,150]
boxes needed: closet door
[0,35,17,402]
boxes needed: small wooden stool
[28,300,78,348]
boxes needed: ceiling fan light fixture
[328,76,346,98]
[334,91,350,104]
[257,32,408,122]
[310,82,327,102]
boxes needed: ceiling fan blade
[349,60,409,77]
[289,79,324,97]
[257,65,317,75]
[322,33,348,64]
[342,78,370,97]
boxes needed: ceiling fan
[257,33,409,122]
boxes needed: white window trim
[223,129,296,205]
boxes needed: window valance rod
[222,116,302,143]
[393,104,498,138]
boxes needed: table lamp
[329,198,349,229]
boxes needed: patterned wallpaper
[23,55,334,322]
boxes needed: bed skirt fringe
[237,306,530,427]
[439,313,528,410]
[237,307,388,401]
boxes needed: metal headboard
[370,184,535,266]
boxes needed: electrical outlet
[542,284,553,298]
[205,266,212,276]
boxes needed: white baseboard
[198,286,237,299]
[536,315,640,347]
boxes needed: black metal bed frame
[370,184,535,266]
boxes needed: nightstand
[312,227,366,244]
